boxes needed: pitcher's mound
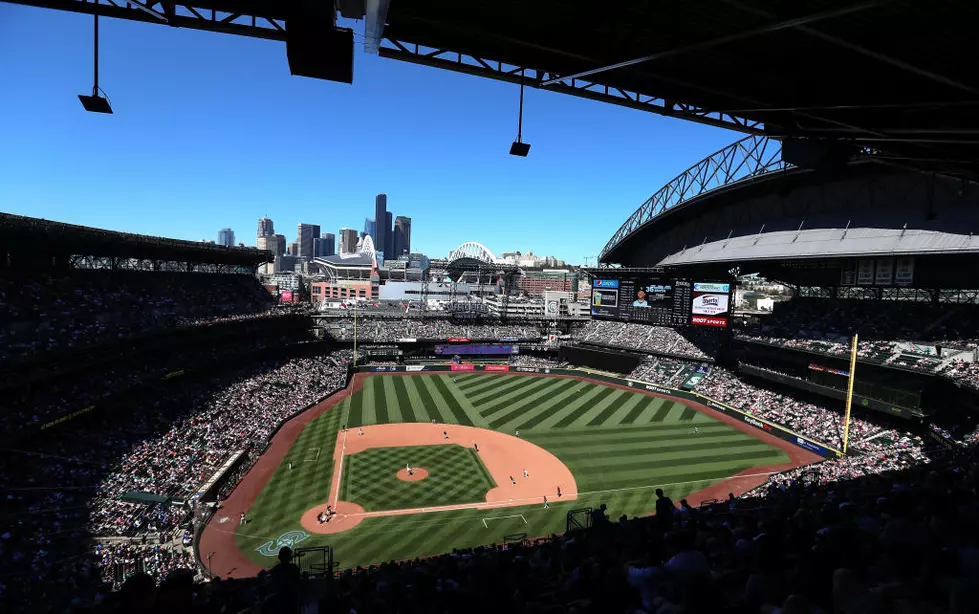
[397,467,429,481]
[300,501,366,534]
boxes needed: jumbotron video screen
[591,276,733,328]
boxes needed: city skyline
[0,6,737,265]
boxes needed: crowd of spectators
[324,317,544,342]
[0,271,276,363]
[0,351,352,613]
[574,321,720,360]
[508,355,568,369]
[738,298,979,378]
[98,442,979,614]
[2,329,314,436]
[696,367,921,454]
[628,357,701,388]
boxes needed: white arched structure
[448,241,497,263]
[343,234,375,260]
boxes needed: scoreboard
[591,275,733,328]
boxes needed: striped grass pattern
[237,374,788,571]
[340,444,495,512]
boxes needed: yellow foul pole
[842,333,858,455]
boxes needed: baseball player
[523,469,529,478]
[239,512,246,526]
[443,430,449,440]
[473,442,479,453]
[543,495,549,509]
[515,430,521,438]
[358,428,365,436]
[510,475,516,486]
[557,486,562,498]
[406,462,413,476]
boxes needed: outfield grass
[236,373,790,569]
[339,444,495,511]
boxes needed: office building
[393,215,411,258]
[384,211,393,255]
[517,269,577,297]
[218,228,235,247]
[374,193,387,256]
[317,233,336,257]
[297,223,320,261]
[363,217,376,243]
[288,241,299,256]
[313,236,335,258]
[340,228,359,255]
[273,234,286,256]
[257,216,274,238]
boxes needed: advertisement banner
[447,337,470,343]
[691,293,729,315]
[485,364,510,372]
[515,367,540,373]
[693,282,730,293]
[450,363,475,371]
[406,365,426,372]
[280,290,294,303]
[691,315,728,327]
[398,338,417,343]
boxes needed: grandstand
[7,2,979,613]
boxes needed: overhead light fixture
[79,14,112,114]
[509,73,530,156]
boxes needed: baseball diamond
[340,444,496,511]
[218,372,817,575]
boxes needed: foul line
[482,514,527,528]
[332,428,349,508]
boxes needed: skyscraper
[340,228,358,255]
[384,211,393,255]
[288,241,299,256]
[218,228,235,247]
[273,234,286,256]
[374,193,387,256]
[320,233,336,257]
[363,217,376,243]
[313,236,335,258]
[297,223,321,261]
[257,217,274,238]
[393,216,412,258]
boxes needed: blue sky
[0,6,739,264]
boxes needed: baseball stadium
[5,2,979,614]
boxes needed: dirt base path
[299,422,578,535]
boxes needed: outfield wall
[355,364,842,459]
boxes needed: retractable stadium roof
[9,0,979,174]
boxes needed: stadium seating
[573,320,722,360]
[86,442,979,614]
[0,351,351,613]
[0,270,277,364]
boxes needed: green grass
[236,373,790,570]
[339,444,495,511]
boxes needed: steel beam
[3,0,287,41]
[599,135,790,262]
[540,0,891,86]
[378,39,765,135]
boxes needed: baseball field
[209,372,815,575]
